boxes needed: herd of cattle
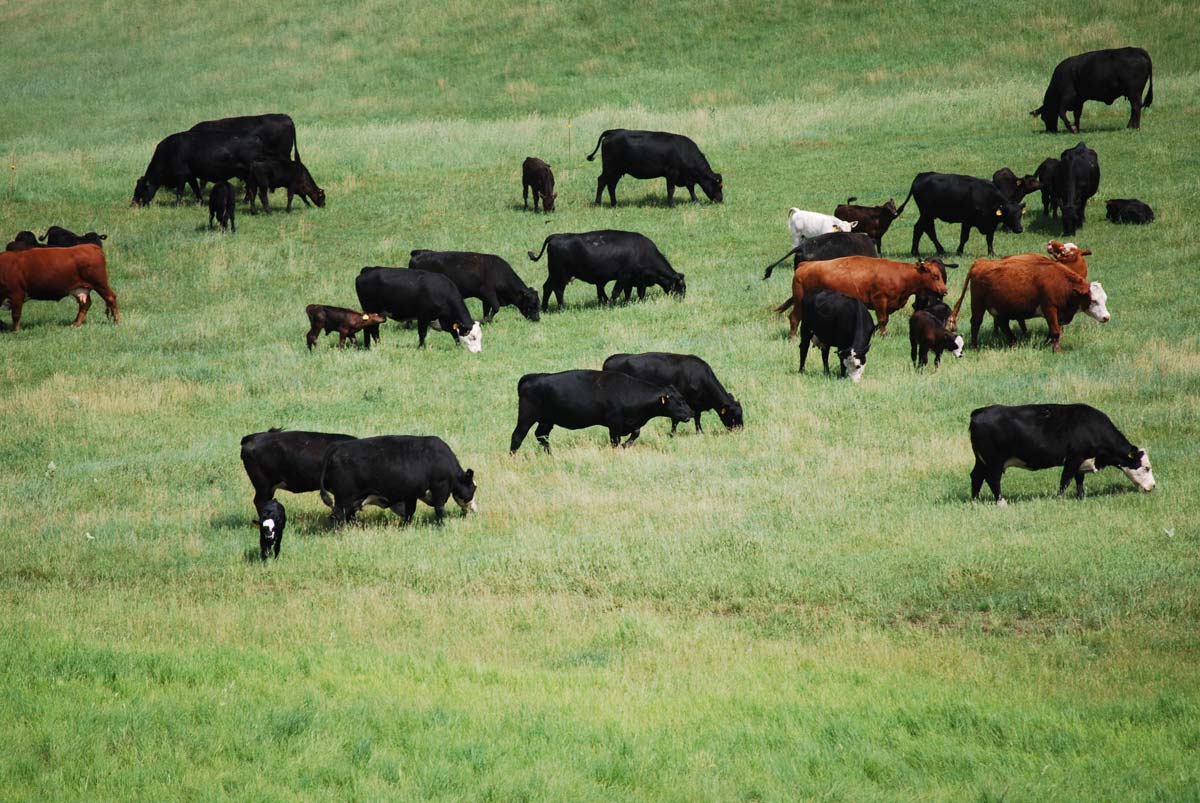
[0,47,1163,557]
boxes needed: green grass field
[3,0,1199,799]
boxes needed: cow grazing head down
[516,287,541,322]
[452,468,478,513]
[717,399,745,430]
[669,274,687,298]
[1085,281,1110,322]
[1118,449,1156,492]
[660,386,696,424]
[700,173,724,203]
[132,176,156,207]
[253,499,286,562]
[451,320,483,352]
[997,201,1026,234]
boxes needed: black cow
[208,181,236,232]
[909,310,964,369]
[253,499,286,562]
[1035,158,1061,217]
[1105,198,1154,225]
[991,168,1041,204]
[39,227,107,248]
[969,403,1156,504]
[761,232,878,279]
[528,230,685,310]
[522,157,556,212]
[190,113,300,161]
[902,172,1024,257]
[1031,47,1153,133]
[587,129,723,207]
[5,231,42,252]
[246,159,325,212]
[355,267,482,352]
[797,290,875,381]
[132,131,273,208]
[912,293,953,324]
[509,369,694,452]
[318,435,477,525]
[1054,142,1100,237]
[408,249,540,322]
[602,352,743,434]
[240,428,356,507]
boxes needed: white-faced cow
[355,267,482,352]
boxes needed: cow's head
[1047,240,1091,262]
[883,199,900,218]
[668,273,687,298]
[948,332,965,358]
[1031,104,1059,133]
[453,468,478,513]
[1016,174,1041,196]
[132,176,156,207]
[355,312,387,330]
[915,258,950,297]
[516,287,541,321]
[1116,448,1156,492]
[1084,281,1110,322]
[996,201,1025,234]
[700,173,723,203]
[452,320,483,353]
[833,220,859,233]
[543,192,557,212]
[659,386,696,424]
[839,348,868,383]
[292,163,326,207]
[717,399,744,430]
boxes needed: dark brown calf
[522,157,556,212]
[305,304,386,350]
[833,197,902,251]
[909,310,964,368]
[5,231,42,252]
[208,181,236,232]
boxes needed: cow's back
[1,245,107,298]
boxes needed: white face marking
[843,351,865,383]
[1087,282,1110,322]
[1120,451,1156,492]
[460,321,483,353]
[261,518,275,538]
[952,335,964,357]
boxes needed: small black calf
[254,499,286,561]
[208,181,236,232]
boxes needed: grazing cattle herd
[1,48,1166,558]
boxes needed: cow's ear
[465,468,474,482]
[660,395,668,405]
[1080,249,1092,256]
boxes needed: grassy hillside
[2,1,1199,800]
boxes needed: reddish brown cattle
[1045,239,1091,277]
[833,197,905,251]
[0,245,118,331]
[775,256,948,337]
[948,255,1109,352]
[305,304,386,350]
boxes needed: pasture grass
[2,0,1199,799]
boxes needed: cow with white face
[254,499,286,561]
[797,289,875,382]
[355,267,483,353]
[787,207,859,248]
[969,403,1156,505]
[1085,281,1110,322]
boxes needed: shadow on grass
[941,481,1144,506]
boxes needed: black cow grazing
[253,499,286,562]
[510,369,694,453]
[991,168,1042,204]
[902,172,1024,257]
[1031,47,1153,133]
[305,305,387,350]
[318,435,477,525]
[246,159,325,212]
[355,267,482,352]
[761,232,879,279]
[1034,158,1061,217]
[528,230,685,310]
[240,428,356,507]
[408,249,540,323]
[909,310,964,369]
[969,403,1156,505]
[190,113,300,161]
[602,352,743,434]
[1105,199,1154,225]
[208,181,236,232]
[522,157,556,212]
[587,129,722,207]
[132,131,274,208]
[1054,142,1100,237]
[797,290,876,381]
[5,231,42,252]
[39,227,107,248]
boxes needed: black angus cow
[253,499,286,561]
[909,310,964,369]
[602,352,743,434]
[318,435,477,525]
[132,131,274,208]
[40,227,107,247]
[761,232,878,279]
[246,159,325,212]
[1035,158,1061,217]
[5,231,42,251]
[587,129,723,207]
[991,168,1041,204]
[522,157,556,212]
[528,230,685,310]
[1031,47,1153,133]
[1054,142,1100,237]
[208,181,236,232]
[355,267,482,352]
[902,172,1024,257]
[1105,198,1154,224]
[408,249,540,322]
[240,428,356,507]
[509,369,694,452]
[190,113,300,161]
[797,290,876,381]
[969,403,1156,504]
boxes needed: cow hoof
[996,498,1008,507]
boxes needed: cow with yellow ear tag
[901,171,1024,257]
[354,266,482,353]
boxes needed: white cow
[787,207,858,248]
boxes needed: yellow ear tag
[995,209,1003,217]
[721,407,727,415]
[660,396,667,405]
[362,314,370,321]
[1016,179,1023,187]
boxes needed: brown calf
[910,310,964,368]
[306,305,386,350]
[833,197,903,251]
[522,157,556,212]
[0,244,118,331]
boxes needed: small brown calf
[306,305,387,350]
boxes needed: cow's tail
[846,197,857,204]
[763,246,800,280]
[586,130,616,161]
[947,270,973,332]
[1144,58,1154,108]
[775,297,796,315]
[895,185,915,215]
[37,232,47,242]
[527,236,551,261]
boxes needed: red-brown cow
[948,255,1108,352]
[1045,239,1091,277]
[0,245,119,332]
[775,256,948,337]
[833,197,904,252]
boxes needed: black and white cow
[586,129,722,207]
[509,369,694,452]
[909,309,964,369]
[761,232,879,279]
[318,435,477,525]
[240,428,356,507]
[969,403,1155,504]
[355,267,482,351]
[1031,47,1153,133]
[528,230,685,310]
[408,249,540,322]
[797,290,876,381]
[253,499,286,561]
[903,172,1024,256]
[602,352,743,434]
[1105,199,1154,225]
[1054,142,1100,237]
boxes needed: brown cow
[1045,239,1091,276]
[0,245,118,332]
[305,304,386,350]
[775,256,949,337]
[948,255,1109,352]
[522,157,556,212]
[833,197,903,252]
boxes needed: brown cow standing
[775,256,948,337]
[305,304,386,350]
[0,245,118,332]
[833,197,903,252]
[947,255,1109,352]
[522,157,557,212]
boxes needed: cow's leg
[984,469,1005,505]
[188,178,203,203]
[70,291,92,327]
[509,402,539,454]
[428,485,450,524]
[694,414,703,433]
[926,221,946,255]
[416,320,429,348]
[1016,319,1029,338]
[306,321,322,350]
[1058,461,1083,498]
[1071,107,1082,133]
[397,498,418,525]
[481,291,502,322]
[798,332,812,373]
[911,218,925,256]
[622,428,641,448]
[258,184,270,215]
[286,189,295,212]
[1073,470,1088,500]
[957,223,972,255]
[1128,95,1142,129]
[337,329,350,348]
[874,305,889,336]
[595,282,609,305]
[606,175,619,206]
[687,184,698,202]
[918,344,929,368]
[1043,307,1063,353]
[787,302,802,339]
[970,461,987,500]
[984,229,998,256]
[541,279,555,312]
[970,308,985,349]
[636,285,646,300]
[995,318,1018,346]
[534,422,554,453]
[523,181,530,209]
[821,345,832,375]
[933,349,942,368]
[911,336,919,366]
[594,174,606,205]
[665,181,676,208]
